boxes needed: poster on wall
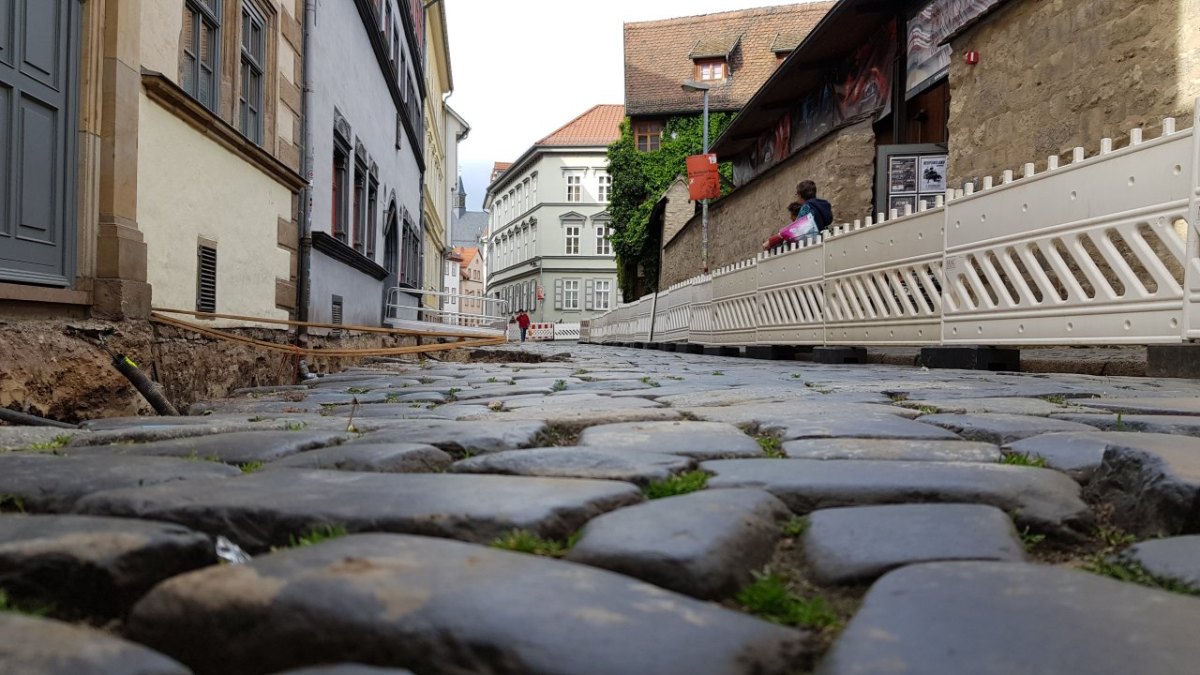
[889,195,918,215]
[919,155,947,193]
[889,156,918,194]
[907,0,1000,96]
[836,20,897,120]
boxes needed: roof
[711,0,899,158]
[486,104,625,197]
[490,162,512,182]
[624,2,834,118]
[535,104,626,147]
[451,210,489,246]
[455,247,480,269]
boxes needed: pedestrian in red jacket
[516,311,531,342]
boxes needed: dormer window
[695,58,727,82]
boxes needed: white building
[483,105,623,324]
[306,0,426,327]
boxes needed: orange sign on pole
[686,153,721,201]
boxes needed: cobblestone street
[3,343,1200,674]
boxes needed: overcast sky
[444,0,817,211]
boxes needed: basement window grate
[196,245,217,313]
[331,295,344,337]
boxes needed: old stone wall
[948,0,1200,184]
[662,120,877,286]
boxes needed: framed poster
[919,155,947,193]
[889,195,918,215]
[889,156,918,194]
[918,194,941,211]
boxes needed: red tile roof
[490,162,513,182]
[455,246,479,269]
[624,2,834,117]
[536,104,626,147]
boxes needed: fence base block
[645,342,661,351]
[745,345,798,360]
[683,343,705,354]
[658,343,678,352]
[920,346,1020,372]
[1147,345,1200,379]
[813,347,867,364]
[703,346,741,357]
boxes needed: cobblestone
[5,341,1200,672]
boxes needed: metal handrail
[385,287,511,326]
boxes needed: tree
[606,114,734,303]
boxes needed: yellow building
[421,0,453,316]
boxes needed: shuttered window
[331,295,344,337]
[196,245,218,313]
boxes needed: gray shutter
[554,278,563,310]
[196,246,217,313]
[585,279,594,311]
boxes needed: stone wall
[948,0,1200,184]
[661,120,877,286]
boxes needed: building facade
[456,246,485,325]
[306,0,425,328]
[484,105,623,324]
[1,0,305,324]
[659,0,1200,286]
[419,1,456,316]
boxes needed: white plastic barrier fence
[555,323,581,340]
[585,110,1199,350]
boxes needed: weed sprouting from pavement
[1019,526,1046,552]
[1043,394,1068,405]
[552,380,568,392]
[487,377,499,383]
[446,387,461,402]
[1082,557,1199,595]
[1000,451,1048,468]
[887,392,909,402]
[736,570,840,629]
[239,461,266,474]
[782,516,809,538]
[28,435,72,451]
[0,589,53,617]
[916,405,939,415]
[1093,525,1136,549]
[711,370,725,376]
[1115,413,1126,431]
[756,435,786,458]
[287,524,349,548]
[284,421,308,431]
[643,471,708,499]
[0,494,26,513]
[640,376,661,388]
[490,530,573,558]
[385,393,401,404]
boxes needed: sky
[443,0,814,211]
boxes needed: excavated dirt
[0,319,418,424]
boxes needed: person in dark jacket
[795,180,833,232]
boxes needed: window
[239,4,265,144]
[597,173,611,202]
[353,159,366,252]
[596,225,612,256]
[634,120,663,152]
[181,0,220,111]
[595,279,611,310]
[566,174,582,202]
[564,279,580,310]
[196,244,218,313]
[400,215,421,287]
[531,174,538,204]
[565,225,580,255]
[523,178,531,211]
[332,141,349,243]
[695,58,727,81]
[367,174,379,258]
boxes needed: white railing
[584,109,1200,350]
[386,288,509,330]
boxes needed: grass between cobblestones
[755,434,786,459]
[286,524,349,549]
[642,471,708,499]
[1000,451,1049,468]
[0,589,53,617]
[490,529,580,558]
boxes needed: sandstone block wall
[948,0,1200,185]
[662,120,876,286]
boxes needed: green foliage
[490,530,571,558]
[643,470,708,499]
[711,370,724,376]
[487,377,499,383]
[1094,525,1136,549]
[782,516,809,538]
[640,376,661,388]
[1043,394,1068,405]
[1115,413,1126,431]
[736,571,840,629]
[916,405,939,415]
[287,524,349,548]
[1019,526,1046,552]
[446,387,461,402]
[239,461,266,474]
[1082,556,1199,595]
[1000,451,1048,468]
[756,435,786,459]
[284,421,308,431]
[0,589,53,617]
[552,380,568,392]
[607,114,735,301]
[0,494,26,513]
[28,434,72,451]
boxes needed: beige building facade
[0,0,305,323]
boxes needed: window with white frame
[523,178,531,211]
[597,172,611,202]
[565,173,582,202]
[531,174,538,204]
[564,279,580,310]
[595,279,611,310]
[595,224,612,256]
[565,224,580,255]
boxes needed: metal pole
[701,89,710,273]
